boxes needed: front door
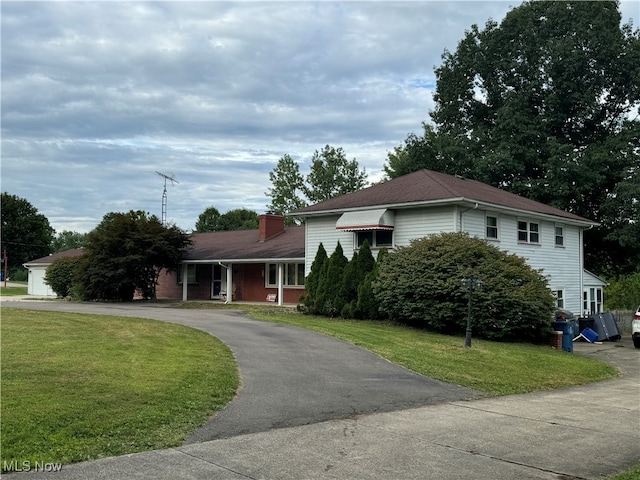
[211,265,225,299]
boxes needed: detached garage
[23,248,84,297]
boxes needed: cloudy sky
[3,1,638,234]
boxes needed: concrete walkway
[2,301,639,479]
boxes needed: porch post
[277,262,284,306]
[226,263,233,304]
[182,264,188,301]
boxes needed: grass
[609,463,640,480]
[0,308,239,471]
[0,286,28,296]
[178,302,619,396]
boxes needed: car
[632,306,640,349]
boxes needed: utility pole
[155,172,179,225]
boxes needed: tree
[302,243,328,314]
[340,240,375,318]
[44,256,81,298]
[385,1,640,276]
[194,206,221,233]
[265,145,368,217]
[217,208,259,231]
[315,242,348,317]
[265,154,307,225]
[0,193,54,278]
[75,211,191,301]
[194,207,258,232]
[305,145,368,204]
[373,232,555,343]
[52,230,88,253]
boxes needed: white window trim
[486,215,499,241]
[355,230,394,249]
[265,262,305,288]
[554,224,565,247]
[517,220,540,245]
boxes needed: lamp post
[461,274,482,348]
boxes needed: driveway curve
[3,301,481,442]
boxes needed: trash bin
[552,321,574,353]
[578,317,595,334]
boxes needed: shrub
[373,232,555,343]
[605,272,640,309]
[44,256,82,298]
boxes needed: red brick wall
[156,263,305,304]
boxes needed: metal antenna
[155,171,179,225]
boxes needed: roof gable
[294,169,594,224]
[24,248,85,266]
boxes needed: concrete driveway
[2,301,639,479]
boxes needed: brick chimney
[259,213,285,242]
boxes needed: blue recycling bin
[552,321,574,353]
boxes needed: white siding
[305,215,354,272]
[393,207,455,246]
[27,266,55,297]
[304,205,586,313]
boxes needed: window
[356,230,393,248]
[583,288,603,315]
[518,221,539,244]
[554,290,564,309]
[178,264,196,284]
[265,263,305,287]
[486,216,498,240]
[555,226,564,247]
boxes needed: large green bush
[44,256,82,298]
[605,272,640,309]
[373,232,555,343]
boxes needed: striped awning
[336,209,394,231]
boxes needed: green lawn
[0,286,28,296]
[1,302,621,472]
[0,308,239,471]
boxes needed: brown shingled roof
[185,226,305,262]
[24,248,85,265]
[294,169,594,224]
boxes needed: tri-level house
[293,169,606,315]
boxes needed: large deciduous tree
[0,192,54,277]
[385,1,640,275]
[52,230,88,253]
[75,211,191,301]
[194,206,221,233]
[265,154,307,225]
[194,207,258,232]
[265,145,368,219]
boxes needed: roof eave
[293,198,597,227]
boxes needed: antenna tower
[155,171,179,225]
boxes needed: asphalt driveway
[2,301,639,479]
[2,301,481,442]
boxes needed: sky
[2,1,639,234]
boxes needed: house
[156,214,305,305]
[293,169,599,316]
[23,248,85,297]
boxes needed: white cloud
[2,1,638,233]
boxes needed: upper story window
[555,226,564,247]
[486,215,498,240]
[518,221,539,244]
[356,230,393,248]
[266,263,305,287]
